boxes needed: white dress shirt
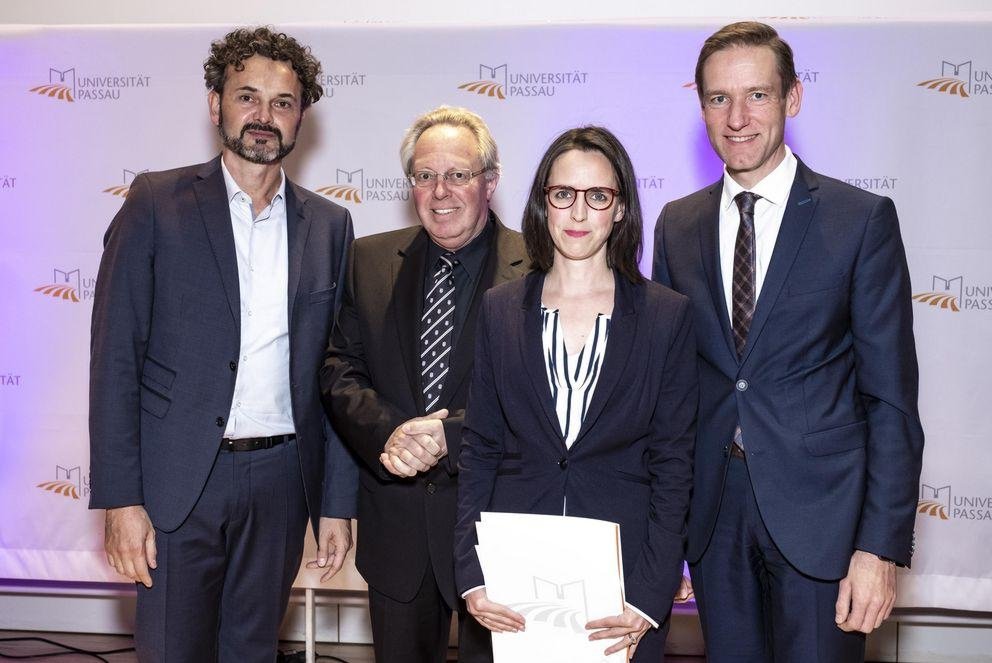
[719,146,798,318]
[221,156,295,438]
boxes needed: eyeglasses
[408,168,489,188]
[544,185,619,211]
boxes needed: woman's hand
[465,588,526,633]
[586,606,651,656]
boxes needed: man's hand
[674,573,695,603]
[835,549,897,633]
[586,607,652,656]
[379,409,448,477]
[465,588,526,633]
[307,517,353,582]
[104,505,156,588]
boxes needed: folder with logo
[474,512,626,663]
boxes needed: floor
[0,630,706,662]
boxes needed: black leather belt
[729,441,746,459]
[221,434,295,452]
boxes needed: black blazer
[454,270,698,623]
[653,159,924,577]
[321,214,527,604]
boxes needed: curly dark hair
[204,26,323,109]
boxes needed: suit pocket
[140,383,171,418]
[788,274,846,296]
[141,355,176,392]
[803,420,867,456]
[309,284,337,304]
[615,469,652,485]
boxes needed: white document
[475,512,627,663]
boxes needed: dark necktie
[421,253,456,411]
[731,191,760,357]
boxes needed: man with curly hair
[89,26,357,661]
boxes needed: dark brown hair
[522,126,643,285]
[204,26,323,109]
[695,21,797,102]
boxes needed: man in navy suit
[653,22,924,661]
[89,27,356,662]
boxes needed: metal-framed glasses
[544,185,619,211]
[408,168,489,188]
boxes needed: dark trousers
[368,563,492,663]
[690,456,865,663]
[135,439,309,663]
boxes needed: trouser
[135,438,309,663]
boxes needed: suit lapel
[739,161,819,365]
[285,182,312,333]
[192,157,240,327]
[697,180,739,363]
[392,230,428,413]
[519,271,564,444]
[439,217,527,410]
[571,272,637,447]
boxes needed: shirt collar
[220,154,286,207]
[426,211,494,280]
[721,145,797,211]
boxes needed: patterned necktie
[731,191,761,358]
[421,253,456,411]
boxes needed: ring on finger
[627,633,638,645]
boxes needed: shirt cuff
[461,585,486,599]
[626,602,659,629]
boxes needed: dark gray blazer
[89,156,357,534]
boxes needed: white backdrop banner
[0,20,990,611]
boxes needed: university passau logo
[29,68,75,102]
[33,267,96,303]
[458,65,507,100]
[316,168,410,204]
[34,268,82,303]
[317,169,363,203]
[917,59,992,98]
[458,64,588,100]
[918,484,950,520]
[103,169,147,198]
[912,275,961,312]
[919,482,992,522]
[28,65,151,103]
[37,465,89,500]
[918,60,971,98]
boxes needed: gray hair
[399,105,500,178]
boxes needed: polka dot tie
[421,253,456,411]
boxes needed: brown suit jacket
[320,213,527,604]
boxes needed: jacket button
[216,416,225,427]
[426,481,436,495]
[229,361,237,372]
[558,458,568,470]
[736,379,749,392]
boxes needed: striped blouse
[540,306,612,449]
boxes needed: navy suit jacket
[653,159,924,579]
[320,216,528,605]
[454,271,698,623]
[89,156,358,534]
